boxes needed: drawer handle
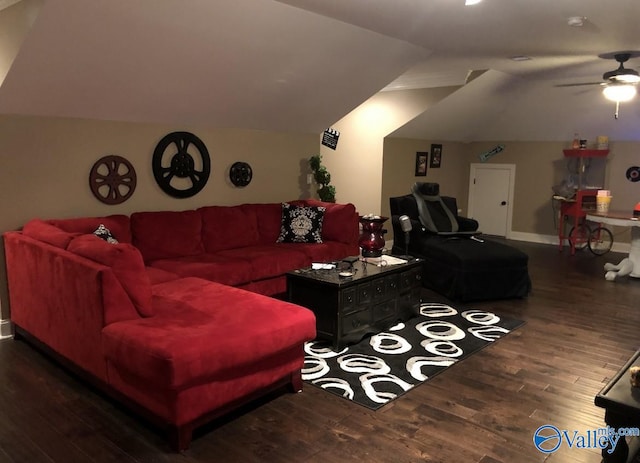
[346,296,353,303]
[416,275,422,280]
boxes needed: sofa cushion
[304,200,359,245]
[102,278,316,390]
[145,267,180,285]
[48,215,132,243]
[417,236,529,269]
[216,245,309,281]
[199,205,259,252]
[416,237,531,301]
[67,234,153,317]
[276,241,355,263]
[238,277,287,296]
[131,210,205,262]
[241,203,283,244]
[276,203,325,243]
[22,219,78,248]
[149,254,254,287]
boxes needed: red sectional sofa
[3,200,360,450]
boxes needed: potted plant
[309,154,336,203]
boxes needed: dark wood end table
[595,350,640,463]
[286,257,422,349]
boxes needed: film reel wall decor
[89,155,137,205]
[152,131,211,198]
[626,166,640,182]
[229,161,253,187]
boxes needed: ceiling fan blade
[554,82,603,87]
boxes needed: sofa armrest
[4,232,141,381]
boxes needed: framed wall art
[415,152,428,176]
[430,144,442,168]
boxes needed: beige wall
[467,141,637,238]
[605,142,640,212]
[319,87,459,216]
[381,138,471,228]
[467,141,562,236]
[0,114,319,318]
[382,138,639,243]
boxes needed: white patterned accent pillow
[93,223,119,244]
[277,203,325,243]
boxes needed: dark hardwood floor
[1,240,640,462]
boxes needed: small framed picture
[415,152,428,176]
[430,144,442,168]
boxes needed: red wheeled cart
[557,149,612,255]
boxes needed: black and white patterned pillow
[277,203,325,243]
[93,224,119,244]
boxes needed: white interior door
[467,164,515,237]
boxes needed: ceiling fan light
[603,84,637,102]
[615,73,640,84]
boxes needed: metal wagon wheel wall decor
[89,155,137,205]
[152,131,211,198]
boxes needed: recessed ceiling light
[465,0,482,5]
[510,55,532,62]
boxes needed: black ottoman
[415,235,531,302]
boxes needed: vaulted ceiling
[1,0,639,141]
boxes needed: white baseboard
[509,231,631,254]
[507,231,557,246]
[0,319,12,339]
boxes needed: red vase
[359,216,388,258]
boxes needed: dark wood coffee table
[286,257,422,349]
[595,350,640,462]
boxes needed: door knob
[500,201,507,206]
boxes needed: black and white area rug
[302,303,525,410]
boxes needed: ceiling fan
[602,53,640,83]
[556,52,640,118]
[556,52,640,87]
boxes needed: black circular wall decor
[229,161,253,187]
[152,131,210,198]
[626,166,640,182]
[89,155,137,205]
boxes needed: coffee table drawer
[342,288,357,311]
[385,274,400,293]
[373,299,396,322]
[342,308,371,335]
[400,268,422,290]
[357,282,372,304]
[372,278,386,302]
